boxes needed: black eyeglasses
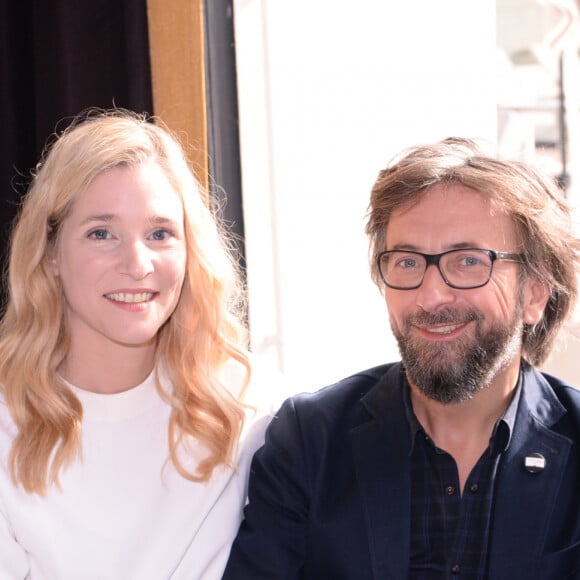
[377,248,525,290]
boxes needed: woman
[0,109,269,579]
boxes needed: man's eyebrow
[389,242,479,251]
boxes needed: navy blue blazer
[223,363,580,579]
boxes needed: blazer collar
[518,362,566,427]
[488,364,572,578]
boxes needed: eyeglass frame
[376,248,525,290]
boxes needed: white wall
[233,1,501,395]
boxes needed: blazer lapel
[351,365,412,580]
[488,368,571,579]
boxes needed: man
[223,138,580,579]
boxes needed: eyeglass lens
[380,249,493,289]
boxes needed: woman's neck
[59,341,157,394]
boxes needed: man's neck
[408,358,521,492]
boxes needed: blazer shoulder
[539,370,580,409]
[279,363,401,429]
[533,369,580,438]
[294,363,397,403]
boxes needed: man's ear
[522,277,550,325]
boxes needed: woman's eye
[88,229,111,240]
[149,229,172,241]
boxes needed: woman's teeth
[105,292,154,303]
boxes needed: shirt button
[445,485,456,495]
[470,483,479,493]
[451,564,460,574]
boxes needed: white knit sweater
[0,370,270,579]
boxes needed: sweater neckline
[65,369,161,421]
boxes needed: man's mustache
[404,309,483,327]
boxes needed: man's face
[384,183,548,403]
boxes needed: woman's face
[52,161,187,355]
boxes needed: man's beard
[393,300,525,404]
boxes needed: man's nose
[415,264,456,311]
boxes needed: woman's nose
[117,241,154,280]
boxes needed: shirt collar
[492,369,522,452]
[402,366,523,455]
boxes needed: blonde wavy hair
[0,109,250,494]
[366,137,580,367]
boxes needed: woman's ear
[47,245,60,277]
[522,277,550,325]
[47,226,60,276]
[49,257,60,276]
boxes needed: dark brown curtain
[0,0,153,306]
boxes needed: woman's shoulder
[0,391,16,434]
[238,411,270,462]
[0,391,17,468]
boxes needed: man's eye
[459,255,482,267]
[398,257,418,269]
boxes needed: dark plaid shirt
[404,376,520,580]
